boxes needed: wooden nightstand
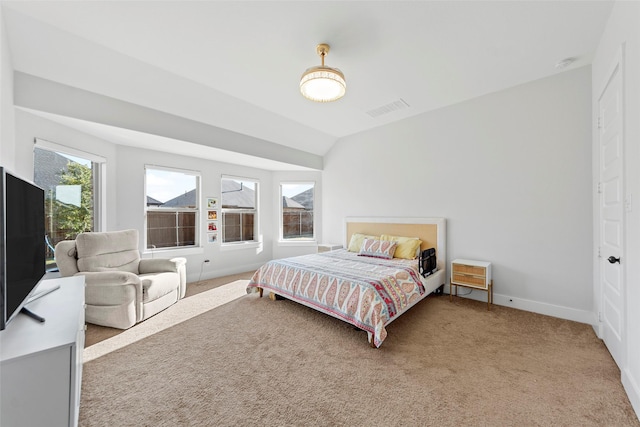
[450,259,493,310]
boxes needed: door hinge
[597,182,602,194]
[598,247,601,258]
[598,312,602,322]
[597,116,602,129]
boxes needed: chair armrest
[55,240,80,277]
[76,271,144,322]
[139,257,187,299]
[139,258,183,274]
[76,271,141,287]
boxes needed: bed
[246,217,446,347]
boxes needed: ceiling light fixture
[300,43,346,102]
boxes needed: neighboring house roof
[159,181,311,210]
[146,196,163,206]
[221,180,255,209]
[33,150,71,192]
[282,196,305,209]
[160,180,257,209]
[163,189,196,208]
[291,188,313,210]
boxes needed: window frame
[35,138,106,232]
[279,181,316,243]
[220,175,259,247]
[34,139,106,269]
[144,165,200,251]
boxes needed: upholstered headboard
[344,217,446,271]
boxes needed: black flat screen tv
[0,166,46,330]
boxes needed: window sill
[277,240,318,247]
[220,241,263,252]
[142,246,204,257]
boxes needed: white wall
[592,0,640,417]
[115,145,278,281]
[0,8,15,170]
[323,66,593,323]
[12,109,322,283]
[14,73,323,170]
[14,109,119,229]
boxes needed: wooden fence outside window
[283,211,314,239]
[147,210,196,249]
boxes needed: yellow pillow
[347,233,379,252]
[380,234,422,259]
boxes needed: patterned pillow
[358,238,397,259]
[347,233,379,252]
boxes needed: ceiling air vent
[365,99,410,118]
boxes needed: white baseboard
[623,368,640,422]
[186,262,263,284]
[446,286,597,326]
[593,322,603,339]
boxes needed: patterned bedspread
[246,249,425,347]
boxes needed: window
[145,166,199,249]
[221,177,258,243]
[281,182,315,241]
[34,142,105,270]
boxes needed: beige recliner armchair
[55,229,187,329]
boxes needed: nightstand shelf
[450,258,493,310]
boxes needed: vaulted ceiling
[2,1,614,170]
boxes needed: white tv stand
[0,276,85,427]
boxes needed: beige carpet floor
[83,271,255,348]
[80,275,639,426]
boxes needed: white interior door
[598,60,625,369]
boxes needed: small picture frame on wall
[207,197,218,209]
[207,210,218,220]
[207,233,218,244]
[207,221,217,231]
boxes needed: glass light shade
[300,66,346,102]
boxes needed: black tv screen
[0,167,46,330]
